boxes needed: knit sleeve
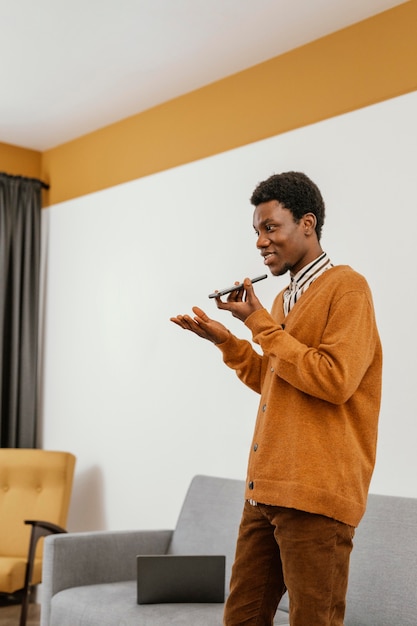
[215,332,265,394]
[245,288,380,405]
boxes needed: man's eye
[266,224,274,231]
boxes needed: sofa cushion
[49,581,290,625]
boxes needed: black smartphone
[208,274,267,298]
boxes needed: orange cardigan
[217,266,382,527]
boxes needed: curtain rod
[0,171,50,190]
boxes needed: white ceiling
[0,0,407,151]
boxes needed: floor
[0,604,40,626]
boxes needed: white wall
[40,89,417,532]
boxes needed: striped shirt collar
[283,252,333,315]
[290,251,332,289]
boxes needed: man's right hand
[170,307,230,345]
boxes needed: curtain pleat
[0,173,41,448]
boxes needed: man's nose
[256,232,270,248]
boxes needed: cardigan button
[262,404,267,412]
[253,443,258,451]
[248,481,254,490]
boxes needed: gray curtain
[0,173,42,448]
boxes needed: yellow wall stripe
[0,141,41,180]
[41,1,417,206]
[1,2,416,206]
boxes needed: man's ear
[303,212,317,236]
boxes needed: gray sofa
[41,474,417,626]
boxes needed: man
[171,171,382,625]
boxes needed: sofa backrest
[167,475,245,590]
[168,477,417,625]
[346,492,417,626]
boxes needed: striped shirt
[283,252,333,316]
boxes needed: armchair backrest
[167,474,245,589]
[0,449,76,559]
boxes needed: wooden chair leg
[19,586,30,626]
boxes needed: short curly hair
[250,171,325,240]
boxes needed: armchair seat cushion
[0,555,42,593]
[0,557,27,593]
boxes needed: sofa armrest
[41,529,173,620]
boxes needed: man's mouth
[262,252,274,265]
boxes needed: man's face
[253,200,316,277]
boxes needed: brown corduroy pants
[224,501,354,626]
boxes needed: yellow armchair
[0,448,76,626]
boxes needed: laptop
[137,554,226,604]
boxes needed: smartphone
[208,274,267,298]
